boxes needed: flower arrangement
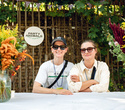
[107,18,125,67]
[0,25,34,76]
[0,25,34,102]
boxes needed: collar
[80,59,98,72]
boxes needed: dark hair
[81,39,97,48]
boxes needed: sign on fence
[24,26,44,46]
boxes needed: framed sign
[24,26,44,46]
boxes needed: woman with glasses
[67,40,110,93]
[33,37,74,95]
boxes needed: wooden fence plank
[45,5,48,61]
[24,1,28,92]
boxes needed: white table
[1,92,125,110]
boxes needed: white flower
[114,41,119,46]
[108,42,112,46]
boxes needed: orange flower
[15,65,21,71]
[12,71,17,76]
[0,37,34,71]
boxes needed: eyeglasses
[52,45,67,50]
[80,47,95,53]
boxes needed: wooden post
[45,4,48,61]
[56,17,58,37]
[52,2,54,39]
[1,0,3,4]
[31,1,35,91]
[38,3,42,70]
[64,6,66,38]
[75,12,78,63]
[24,1,28,92]
[12,0,14,26]
[81,15,83,42]
[58,17,60,36]
[69,17,74,63]
[52,17,54,39]
[19,1,21,33]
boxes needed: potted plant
[0,25,34,102]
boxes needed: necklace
[84,61,98,80]
[84,69,88,80]
[52,60,64,87]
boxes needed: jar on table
[0,70,11,102]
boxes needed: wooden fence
[1,0,124,92]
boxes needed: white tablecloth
[1,92,125,110]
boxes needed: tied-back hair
[81,39,99,59]
[81,39,97,48]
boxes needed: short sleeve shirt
[35,60,74,89]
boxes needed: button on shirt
[67,59,110,93]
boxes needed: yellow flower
[0,25,18,40]
[0,32,2,36]
[0,26,1,31]
[121,22,125,30]
[121,45,125,48]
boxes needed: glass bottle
[0,70,11,102]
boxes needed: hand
[71,75,80,82]
[53,89,73,95]
[91,80,99,85]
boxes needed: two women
[33,38,110,95]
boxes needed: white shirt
[35,60,74,89]
[67,59,110,92]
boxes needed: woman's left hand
[71,75,80,82]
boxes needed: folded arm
[79,80,99,92]
[70,75,98,91]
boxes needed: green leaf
[88,32,98,38]
[75,1,86,10]
[117,54,123,61]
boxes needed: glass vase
[0,70,11,102]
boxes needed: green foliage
[109,67,125,91]
[46,10,65,17]
[0,3,17,25]
[65,9,75,17]
[38,0,75,5]
[75,0,86,10]
[88,27,99,38]
[88,16,110,55]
